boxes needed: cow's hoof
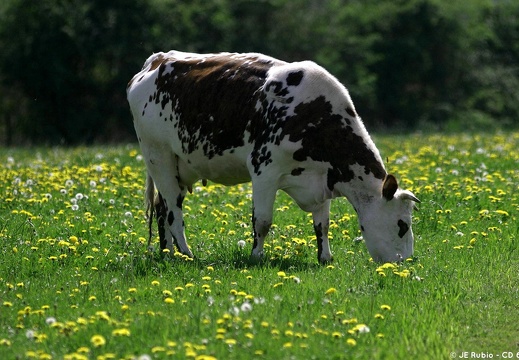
[319,255,334,265]
[249,250,264,264]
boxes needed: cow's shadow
[131,247,320,277]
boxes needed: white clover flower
[240,302,252,312]
[357,324,370,334]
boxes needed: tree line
[1,0,518,145]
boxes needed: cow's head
[358,174,420,263]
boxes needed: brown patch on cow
[153,54,284,158]
[149,54,166,71]
[346,107,357,118]
[286,70,304,86]
[291,167,305,176]
[280,96,386,190]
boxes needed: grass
[1,133,518,360]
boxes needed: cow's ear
[382,174,398,201]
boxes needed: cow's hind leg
[145,152,193,258]
[154,192,168,250]
[312,200,333,264]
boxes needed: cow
[127,51,420,264]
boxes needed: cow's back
[128,52,284,160]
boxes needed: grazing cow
[127,51,420,263]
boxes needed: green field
[1,133,518,359]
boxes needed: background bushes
[0,0,517,144]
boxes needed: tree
[0,0,157,144]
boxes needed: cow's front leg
[250,182,277,260]
[312,200,333,264]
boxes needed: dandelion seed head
[25,330,36,340]
[240,302,252,312]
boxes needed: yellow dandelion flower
[151,280,160,286]
[342,318,358,325]
[152,346,166,353]
[195,356,217,360]
[112,328,131,337]
[224,338,237,346]
[164,297,175,304]
[380,304,391,311]
[346,338,357,346]
[325,287,337,295]
[0,339,12,346]
[90,335,106,348]
[277,271,286,277]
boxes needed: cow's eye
[397,220,409,238]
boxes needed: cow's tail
[145,172,156,249]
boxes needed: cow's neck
[334,174,385,212]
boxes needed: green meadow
[1,133,518,360]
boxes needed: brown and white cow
[127,51,420,263]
